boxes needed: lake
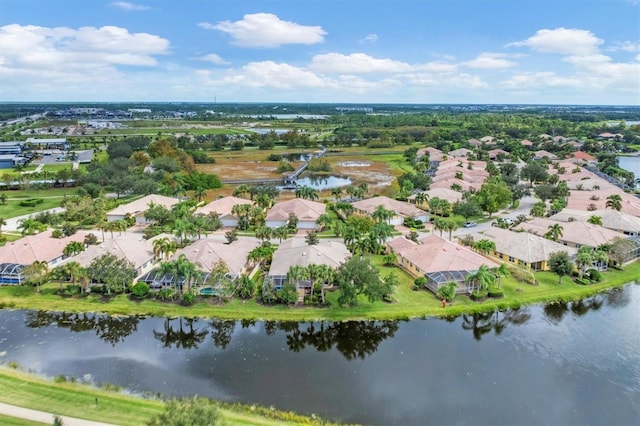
[619,156,639,187]
[279,175,352,191]
[1,284,639,425]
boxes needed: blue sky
[0,0,638,104]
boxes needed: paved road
[0,402,116,426]
[4,207,65,232]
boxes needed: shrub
[413,276,427,290]
[585,269,602,282]
[19,198,44,207]
[575,277,590,286]
[51,229,64,239]
[131,281,150,299]
[470,289,488,301]
[62,285,82,297]
[488,288,504,298]
[436,282,457,302]
[267,153,283,161]
[157,288,175,301]
[182,292,196,306]
[508,265,537,285]
[236,276,256,299]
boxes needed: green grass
[0,414,43,425]
[0,368,339,426]
[1,260,637,322]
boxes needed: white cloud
[193,53,229,65]
[359,34,378,44]
[200,13,326,48]
[217,61,330,89]
[310,53,413,74]
[502,72,582,89]
[608,41,640,52]
[507,27,603,55]
[463,53,516,69]
[111,1,149,11]
[309,52,458,74]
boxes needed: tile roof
[171,237,261,275]
[107,194,180,217]
[514,218,626,247]
[387,234,498,273]
[70,232,159,270]
[265,198,326,222]
[466,227,577,263]
[267,238,351,276]
[352,196,427,217]
[194,196,253,217]
[0,230,91,265]
[550,209,640,235]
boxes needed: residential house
[387,234,499,294]
[480,136,496,144]
[106,194,180,223]
[566,188,640,217]
[408,188,463,208]
[194,196,253,227]
[534,150,558,161]
[448,148,473,158]
[69,232,161,276]
[352,196,428,225]
[0,230,92,284]
[520,139,534,147]
[569,151,598,167]
[416,146,444,162]
[169,237,261,277]
[465,227,577,271]
[550,209,640,236]
[263,238,351,295]
[265,198,326,229]
[514,218,626,249]
[468,138,482,147]
[488,149,509,161]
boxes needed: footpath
[0,402,117,425]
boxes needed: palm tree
[0,217,6,239]
[232,184,250,199]
[254,194,273,210]
[331,187,342,201]
[23,260,48,293]
[63,241,85,257]
[587,215,603,226]
[273,226,289,243]
[465,264,496,293]
[544,223,564,242]
[473,239,496,255]
[492,263,510,288]
[18,217,45,236]
[315,213,333,231]
[444,221,459,241]
[414,192,428,207]
[605,194,622,211]
[434,218,447,237]
[372,205,393,224]
[358,182,369,197]
[193,187,207,202]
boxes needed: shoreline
[1,263,638,321]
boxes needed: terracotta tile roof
[571,151,597,161]
[352,196,426,218]
[448,148,473,157]
[265,198,326,222]
[267,238,351,276]
[467,227,577,263]
[424,188,463,204]
[417,147,443,161]
[514,218,626,247]
[566,188,640,217]
[194,196,253,217]
[70,232,159,270]
[534,150,558,160]
[0,230,91,265]
[387,234,498,273]
[171,237,261,275]
[520,139,533,146]
[430,178,480,192]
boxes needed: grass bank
[0,367,340,426]
[1,260,638,322]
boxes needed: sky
[0,0,639,105]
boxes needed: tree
[22,260,48,293]
[473,239,496,255]
[436,282,457,303]
[575,247,596,279]
[63,241,85,257]
[224,229,238,244]
[465,264,496,293]
[605,194,622,211]
[587,215,603,226]
[521,163,549,187]
[336,256,386,307]
[147,396,221,426]
[452,200,482,220]
[493,263,510,288]
[315,213,333,231]
[0,217,6,238]
[383,252,397,266]
[87,253,136,294]
[286,213,298,231]
[608,237,636,268]
[18,217,46,235]
[473,180,512,218]
[305,229,319,245]
[372,205,393,224]
[530,202,547,218]
[544,223,564,242]
[548,251,573,284]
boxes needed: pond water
[279,175,352,191]
[1,285,639,425]
[618,156,639,187]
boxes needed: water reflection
[460,308,531,340]
[25,311,140,346]
[153,318,208,349]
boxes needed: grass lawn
[1,259,637,322]
[0,368,336,426]
[0,414,42,426]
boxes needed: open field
[0,368,338,426]
[1,259,637,322]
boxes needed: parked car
[463,222,477,228]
